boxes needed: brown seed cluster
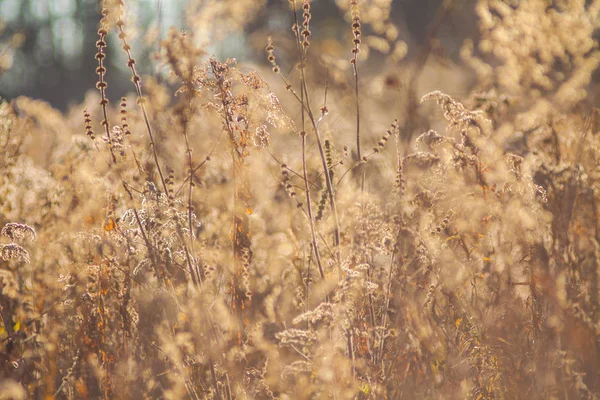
[301,0,312,49]
[95,24,109,109]
[350,0,361,65]
[281,164,297,199]
[94,6,116,163]
[372,122,395,154]
[84,109,94,140]
[266,37,280,73]
[116,12,141,89]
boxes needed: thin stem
[301,132,325,280]
[116,10,199,288]
[353,59,361,160]
[290,0,341,264]
[182,103,202,286]
[266,147,319,189]
[299,77,341,261]
[174,130,222,197]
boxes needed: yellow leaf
[104,218,115,232]
[179,312,188,323]
[360,383,370,395]
[455,318,462,328]
[495,336,512,346]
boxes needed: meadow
[0,0,599,398]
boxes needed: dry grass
[1,0,599,399]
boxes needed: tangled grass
[0,0,599,399]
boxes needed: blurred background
[0,0,478,111]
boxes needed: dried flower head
[1,223,36,241]
[422,90,490,134]
[1,243,30,263]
